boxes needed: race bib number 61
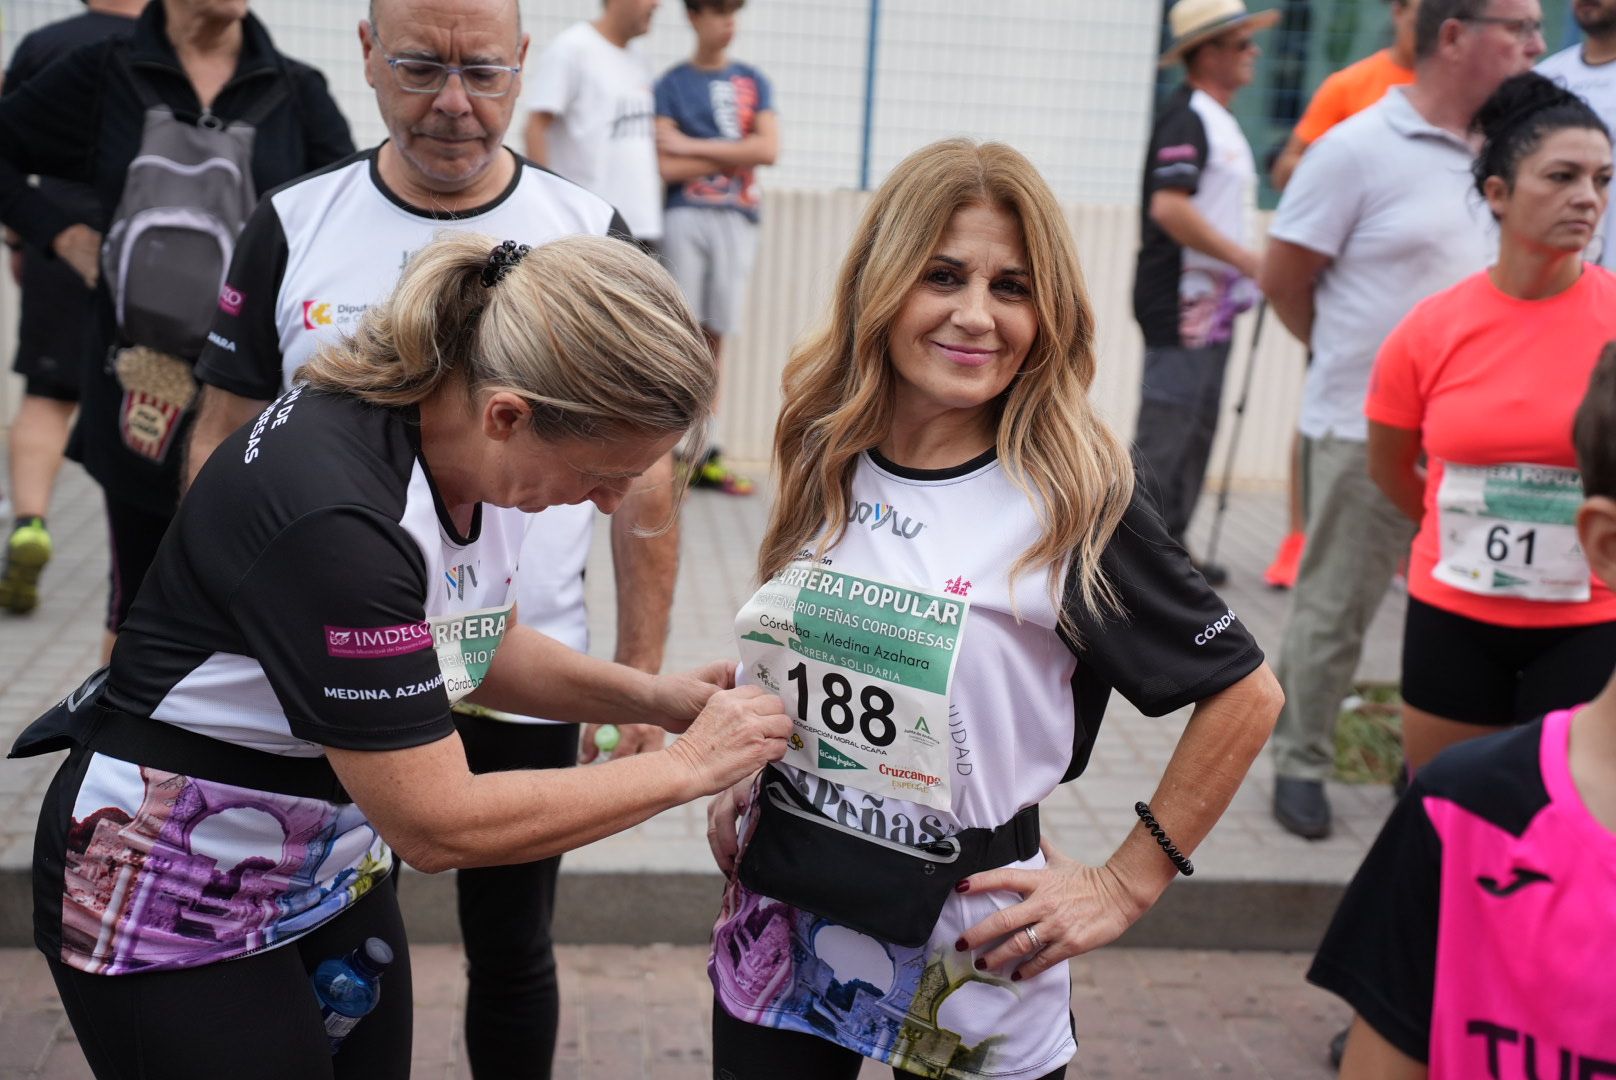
[1434,463,1590,603]
[734,562,969,811]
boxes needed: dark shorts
[1400,596,1616,725]
[13,248,98,402]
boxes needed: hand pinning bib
[1434,463,1590,602]
[735,561,969,810]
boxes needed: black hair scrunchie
[481,240,532,288]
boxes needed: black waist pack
[9,667,352,803]
[736,765,1039,948]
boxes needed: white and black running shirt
[50,388,528,974]
[711,449,1263,1080]
[195,148,628,719]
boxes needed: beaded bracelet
[1134,801,1194,876]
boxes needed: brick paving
[0,943,1351,1079]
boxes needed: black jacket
[0,3,355,515]
[0,3,354,246]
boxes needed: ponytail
[299,231,715,440]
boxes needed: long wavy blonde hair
[758,139,1134,632]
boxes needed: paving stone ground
[0,942,1351,1079]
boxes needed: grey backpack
[101,49,285,360]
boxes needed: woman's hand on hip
[955,840,1147,981]
[665,685,791,797]
[705,775,755,875]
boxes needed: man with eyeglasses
[186,0,681,1076]
[1130,0,1274,587]
[1260,0,1543,846]
[1539,0,1616,267]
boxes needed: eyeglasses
[1457,15,1545,43]
[1214,35,1259,53]
[373,32,521,98]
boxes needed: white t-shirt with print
[710,449,1264,1080]
[526,22,662,240]
[1538,45,1616,268]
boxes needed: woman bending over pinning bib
[706,139,1284,1080]
[13,233,791,1079]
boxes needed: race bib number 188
[734,563,969,811]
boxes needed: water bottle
[312,936,394,1054]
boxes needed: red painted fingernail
[973,958,986,971]
[954,881,970,894]
[1011,971,1023,982]
[954,938,968,952]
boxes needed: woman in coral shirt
[1367,73,1616,772]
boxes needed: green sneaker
[0,519,53,614]
[692,453,755,496]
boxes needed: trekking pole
[1202,299,1268,569]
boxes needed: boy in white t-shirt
[524,0,663,243]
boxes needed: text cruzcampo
[772,567,962,626]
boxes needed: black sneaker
[1273,777,1331,840]
[1329,1025,1349,1069]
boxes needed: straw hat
[1159,0,1280,68]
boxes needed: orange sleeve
[1365,309,1429,431]
[1294,72,1351,145]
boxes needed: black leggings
[102,492,171,633]
[454,713,580,1080]
[711,1001,1069,1080]
[49,869,412,1080]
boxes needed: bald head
[369,0,521,38]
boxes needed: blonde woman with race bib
[1366,72,1616,774]
[704,139,1283,1080]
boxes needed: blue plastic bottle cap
[363,938,394,968]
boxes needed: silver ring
[1023,926,1041,953]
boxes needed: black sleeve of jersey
[0,41,106,251]
[228,507,457,751]
[1063,488,1264,716]
[288,61,357,168]
[1143,103,1208,198]
[3,34,45,93]
[195,198,289,401]
[608,209,635,244]
[1307,783,1441,1063]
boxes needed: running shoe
[0,518,53,615]
[691,452,755,496]
[1263,530,1305,589]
